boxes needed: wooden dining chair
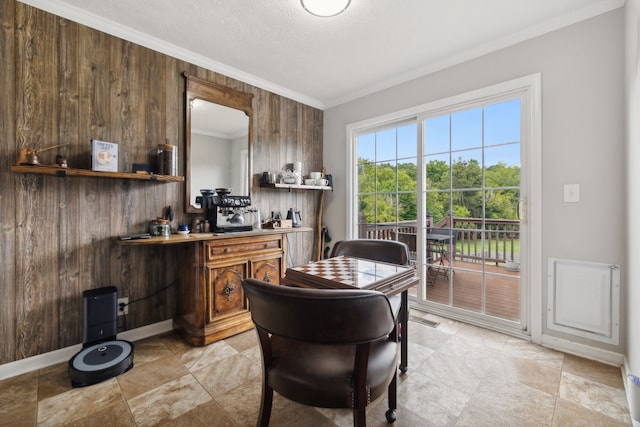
[242,278,400,427]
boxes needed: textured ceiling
[22,0,624,109]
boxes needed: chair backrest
[242,278,396,344]
[330,239,410,266]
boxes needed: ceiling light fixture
[301,0,351,17]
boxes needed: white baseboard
[541,333,624,366]
[0,320,174,381]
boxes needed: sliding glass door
[349,76,541,337]
[418,96,523,330]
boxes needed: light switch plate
[563,183,580,203]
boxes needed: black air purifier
[68,286,134,387]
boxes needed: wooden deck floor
[409,259,521,321]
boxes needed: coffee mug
[304,178,316,185]
[310,172,323,180]
[316,178,329,186]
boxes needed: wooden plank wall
[0,0,323,364]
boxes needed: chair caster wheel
[385,409,397,423]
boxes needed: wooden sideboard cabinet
[175,233,284,346]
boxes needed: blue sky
[358,98,521,168]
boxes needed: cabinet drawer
[206,236,282,260]
[251,256,282,284]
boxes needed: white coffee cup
[304,178,316,185]
[310,172,323,180]
[316,178,329,186]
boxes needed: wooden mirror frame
[184,73,254,214]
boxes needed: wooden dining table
[283,255,419,372]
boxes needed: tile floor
[0,312,632,426]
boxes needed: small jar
[149,219,170,236]
[157,219,170,236]
[149,219,161,236]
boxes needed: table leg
[400,290,408,373]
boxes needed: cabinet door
[251,256,282,284]
[207,263,248,322]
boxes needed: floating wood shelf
[260,183,332,191]
[10,165,184,182]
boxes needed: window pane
[486,275,520,321]
[451,107,482,151]
[425,192,451,225]
[357,133,375,162]
[451,149,482,190]
[357,158,376,194]
[375,193,397,224]
[452,189,483,220]
[425,153,450,191]
[398,158,417,192]
[425,115,450,155]
[485,147,521,191]
[484,143,520,169]
[398,191,417,222]
[376,128,396,162]
[485,189,520,221]
[484,99,521,147]
[453,271,483,313]
[398,124,417,159]
[376,161,397,193]
[357,195,373,221]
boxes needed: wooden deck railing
[358,216,520,266]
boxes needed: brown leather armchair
[330,239,410,266]
[242,278,399,427]
[330,239,411,372]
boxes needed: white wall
[190,133,232,206]
[625,0,640,385]
[323,9,625,353]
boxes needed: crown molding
[17,0,626,111]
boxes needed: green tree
[358,157,520,225]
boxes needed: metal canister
[149,220,161,236]
[149,219,170,236]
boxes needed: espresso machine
[198,188,253,233]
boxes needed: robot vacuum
[69,286,134,387]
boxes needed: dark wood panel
[2,0,322,364]
[14,3,62,359]
[0,0,17,364]
[56,15,82,348]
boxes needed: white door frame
[346,74,542,343]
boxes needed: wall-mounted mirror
[184,73,254,213]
